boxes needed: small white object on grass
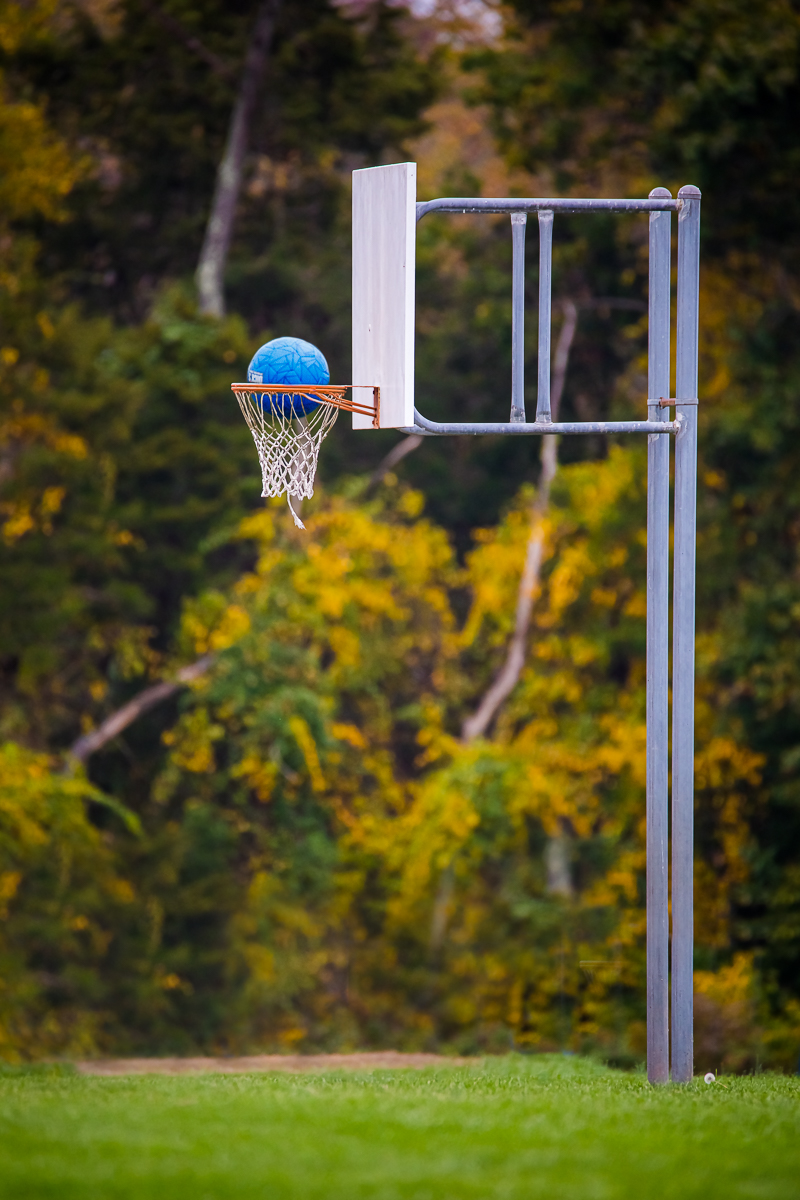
[704,1072,716,1084]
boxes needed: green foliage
[0,278,260,747]
[0,741,138,1059]
[50,460,757,1064]
[119,487,462,1051]
[13,0,442,322]
[471,0,800,254]
[472,0,800,1066]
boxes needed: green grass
[1,1055,798,1199]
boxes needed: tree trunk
[196,0,281,317]
[545,833,574,898]
[462,301,578,742]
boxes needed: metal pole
[409,412,677,437]
[536,211,553,422]
[671,184,701,1083]
[417,196,680,220]
[646,188,672,1085]
[511,214,527,422]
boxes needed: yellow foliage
[181,593,251,655]
[0,869,21,917]
[0,77,84,223]
[331,722,367,750]
[0,741,139,1057]
[288,716,326,793]
[232,754,278,803]
[162,707,222,774]
[695,952,755,1007]
[1,503,34,542]
[0,409,90,543]
[313,449,764,1049]
[153,463,770,1055]
[210,605,251,652]
[0,1,65,54]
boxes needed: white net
[235,389,339,529]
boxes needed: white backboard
[352,162,416,429]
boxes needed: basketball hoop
[232,384,380,528]
[350,162,702,1085]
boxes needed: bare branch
[461,301,578,742]
[70,655,214,764]
[460,457,553,742]
[196,0,282,316]
[369,433,424,488]
[550,299,578,422]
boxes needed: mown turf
[0,1055,798,1199]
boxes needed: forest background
[1,0,799,1073]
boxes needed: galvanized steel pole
[417,197,680,219]
[671,185,701,1083]
[646,189,672,1085]
[511,214,527,422]
[536,211,553,422]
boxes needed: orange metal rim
[232,383,380,428]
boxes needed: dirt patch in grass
[75,1052,478,1076]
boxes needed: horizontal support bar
[409,409,678,436]
[417,197,681,221]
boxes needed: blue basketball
[247,336,329,417]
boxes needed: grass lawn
[1,1055,798,1199]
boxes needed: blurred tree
[98,457,763,1065]
[195,0,282,317]
[469,0,800,1042]
[11,0,440,323]
[0,1,442,750]
[84,485,463,1051]
[1,0,798,1069]
[0,740,140,1060]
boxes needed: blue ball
[247,336,330,417]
